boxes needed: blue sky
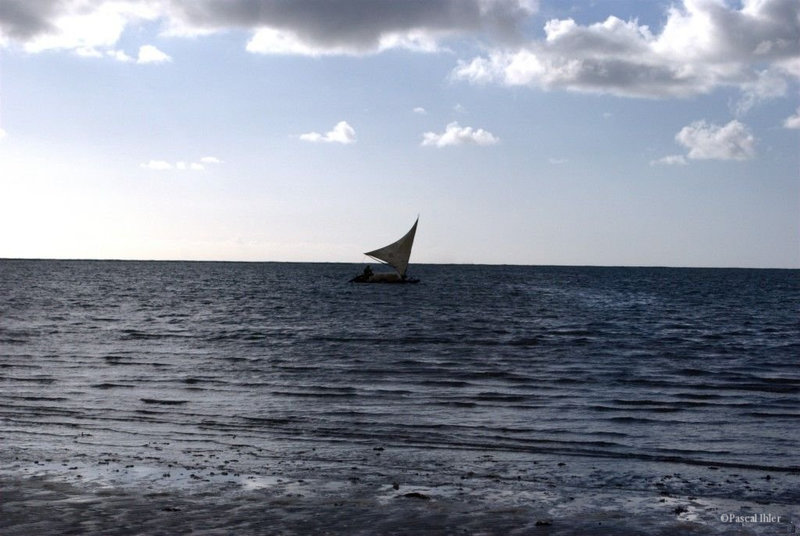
[1,0,798,267]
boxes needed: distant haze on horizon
[1,0,799,268]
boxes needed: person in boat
[362,265,373,278]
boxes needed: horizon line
[1,257,797,271]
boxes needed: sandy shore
[2,446,797,535]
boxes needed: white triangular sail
[365,218,418,277]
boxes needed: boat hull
[349,273,419,284]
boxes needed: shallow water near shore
[1,260,798,534]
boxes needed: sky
[0,0,798,268]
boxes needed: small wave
[742,411,800,418]
[0,337,29,344]
[734,382,800,394]
[610,398,675,406]
[119,329,165,340]
[507,336,541,347]
[419,380,472,388]
[140,398,188,405]
[270,390,358,399]
[592,405,682,413]
[672,392,725,400]
[102,356,137,366]
[241,416,302,426]
[92,383,133,389]
[0,376,56,384]
[430,401,478,408]
[475,392,530,403]
[675,368,714,376]
[608,416,677,424]
[552,329,595,336]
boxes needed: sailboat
[350,217,419,283]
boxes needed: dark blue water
[1,260,798,534]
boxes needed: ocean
[1,260,798,535]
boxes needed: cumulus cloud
[3,0,795,112]
[734,68,789,115]
[137,44,171,64]
[0,0,63,40]
[1,0,536,57]
[784,107,800,129]
[413,107,427,115]
[140,156,223,171]
[421,122,499,147]
[650,154,688,166]
[9,1,161,56]
[453,0,800,100]
[651,120,756,164]
[171,0,536,55]
[141,160,174,171]
[102,44,171,63]
[107,49,134,62]
[676,120,756,161]
[299,121,356,144]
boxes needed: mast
[364,217,418,277]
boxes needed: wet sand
[3,443,797,535]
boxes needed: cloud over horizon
[140,156,223,171]
[299,121,356,144]
[422,122,499,147]
[453,0,800,101]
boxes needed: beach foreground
[2,442,797,535]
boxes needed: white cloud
[141,160,174,171]
[137,44,171,64]
[734,68,788,115]
[421,122,499,148]
[107,49,134,62]
[97,45,171,64]
[453,0,800,100]
[676,120,756,161]
[2,0,794,109]
[651,119,757,165]
[0,127,7,141]
[15,1,161,56]
[784,107,800,129]
[650,154,688,166]
[245,27,445,56]
[413,107,427,115]
[246,28,329,56]
[299,121,356,144]
[140,156,222,171]
[548,157,568,165]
